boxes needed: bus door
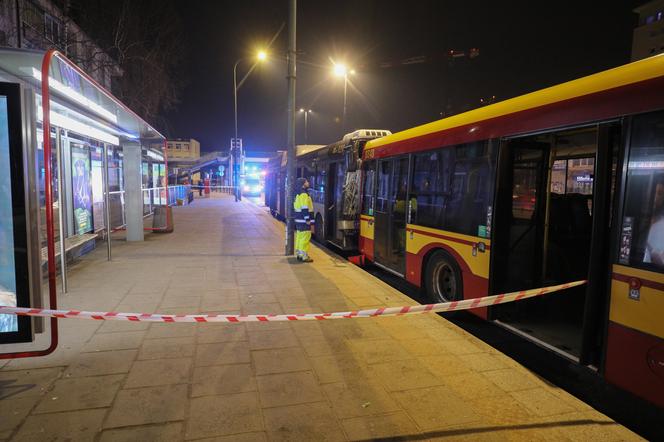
[374,157,409,275]
[492,125,618,363]
[326,162,338,241]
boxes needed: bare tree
[65,0,185,131]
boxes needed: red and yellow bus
[358,55,664,408]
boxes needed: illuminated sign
[575,175,593,183]
[628,160,664,169]
[71,144,93,234]
[0,82,33,344]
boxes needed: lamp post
[333,63,355,130]
[299,108,311,144]
[233,50,266,201]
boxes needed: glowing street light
[332,62,354,129]
[299,108,312,144]
[232,50,267,201]
[333,63,347,77]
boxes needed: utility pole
[285,0,296,256]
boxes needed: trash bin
[152,206,174,233]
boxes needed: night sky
[165,1,640,153]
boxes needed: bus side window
[445,141,496,236]
[410,150,450,227]
[362,161,375,216]
[619,111,664,271]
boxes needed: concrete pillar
[122,141,144,242]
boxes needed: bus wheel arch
[422,248,464,304]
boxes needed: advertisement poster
[0,96,17,333]
[142,162,150,205]
[91,149,103,204]
[619,217,633,265]
[71,145,93,235]
[90,147,104,231]
[159,164,166,205]
[152,163,160,205]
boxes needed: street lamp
[333,63,355,130]
[232,50,266,201]
[299,108,312,144]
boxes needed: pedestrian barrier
[0,280,585,323]
[190,185,236,194]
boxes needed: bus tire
[314,213,325,243]
[424,250,463,304]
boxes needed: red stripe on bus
[612,272,664,292]
[408,227,490,249]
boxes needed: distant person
[197,179,203,197]
[294,177,314,262]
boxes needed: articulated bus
[265,130,391,250]
[357,55,664,409]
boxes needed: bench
[40,233,98,265]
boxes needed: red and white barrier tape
[0,280,585,323]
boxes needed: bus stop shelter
[0,48,165,358]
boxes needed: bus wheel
[424,250,463,304]
[314,214,325,243]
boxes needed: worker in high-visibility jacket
[294,177,315,262]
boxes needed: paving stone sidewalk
[0,194,643,441]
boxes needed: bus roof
[296,144,327,156]
[364,54,664,157]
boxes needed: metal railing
[108,185,192,225]
[190,185,236,195]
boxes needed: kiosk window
[619,111,664,271]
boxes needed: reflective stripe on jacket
[294,191,315,231]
